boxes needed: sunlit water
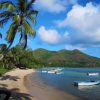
[31,68,100,100]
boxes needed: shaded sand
[0,68,37,100]
[25,73,83,100]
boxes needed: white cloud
[35,0,78,13]
[38,26,70,44]
[37,26,86,50]
[65,45,85,50]
[56,2,100,48]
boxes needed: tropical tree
[0,0,38,50]
[0,0,38,63]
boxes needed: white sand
[0,68,38,100]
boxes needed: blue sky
[0,0,100,58]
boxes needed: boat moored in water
[87,72,99,76]
[74,80,100,86]
[47,69,63,74]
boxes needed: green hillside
[33,48,100,67]
[1,46,100,69]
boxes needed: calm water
[31,68,100,100]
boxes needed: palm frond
[17,0,28,13]
[0,18,9,27]
[28,10,38,17]
[27,0,35,11]
[6,22,18,48]
[23,20,36,36]
[0,1,16,11]
[0,11,15,18]
[0,0,38,49]
[26,15,36,24]
[13,14,21,23]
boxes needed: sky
[0,0,100,58]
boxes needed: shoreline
[25,72,83,100]
[0,68,83,100]
[0,68,37,100]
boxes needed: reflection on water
[32,68,100,100]
[78,85,98,90]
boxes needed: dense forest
[0,45,100,70]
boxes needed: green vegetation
[33,48,100,68]
[0,46,100,71]
[0,0,38,74]
[0,0,38,49]
[0,67,9,75]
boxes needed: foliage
[0,45,39,69]
[0,67,9,75]
[0,0,38,49]
[32,48,100,68]
[1,47,100,70]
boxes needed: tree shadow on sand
[0,87,33,100]
[0,75,20,81]
[0,84,8,87]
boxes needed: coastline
[25,72,83,100]
[0,68,83,100]
[0,68,37,100]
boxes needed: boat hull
[87,73,99,76]
[74,81,100,86]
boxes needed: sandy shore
[25,73,83,100]
[0,68,37,100]
[0,68,83,100]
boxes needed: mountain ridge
[33,48,100,67]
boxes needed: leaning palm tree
[0,0,38,61]
[0,0,38,49]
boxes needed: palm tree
[0,0,38,49]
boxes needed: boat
[47,68,63,74]
[56,68,63,71]
[87,72,99,76]
[41,70,48,73]
[47,70,56,74]
[74,80,100,86]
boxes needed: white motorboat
[47,68,63,74]
[47,70,56,74]
[48,70,59,74]
[87,72,99,76]
[74,80,100,86]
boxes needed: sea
[29,68,100,100]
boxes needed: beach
[0,68,82,100]
[0,68,37,100]
[25,72,83,100]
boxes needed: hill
[33,48,100,67]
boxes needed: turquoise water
[32,68,100,100]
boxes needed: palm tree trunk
[0,54,4,60]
